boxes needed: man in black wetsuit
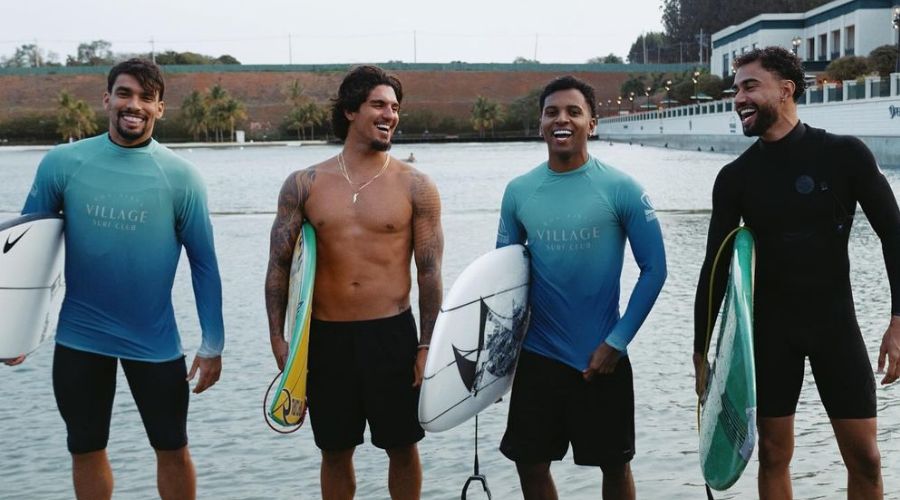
[693,46,900,499]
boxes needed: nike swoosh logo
[3,227,30,254]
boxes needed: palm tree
[56,91,96,142]
[302,101,325,140]
[221,97,246,142]
[283,80,326,140]
[206,84,229,142]
[471,96,503,138]
[285,107,307,140]
[286,80,306,108]
[179,90,208,142]
[187,92,207,140]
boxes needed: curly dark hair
[734,46,806,101]
[107,58,165,100]
[330,65,403,141]
[539,75,597,117]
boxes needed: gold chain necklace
[337,152,391,204]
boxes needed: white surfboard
[0,213,65,359]
[418,244,530,433]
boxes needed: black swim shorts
[53,343,189,454]
[754,302,876,419]
[500,349,635,468]
[306,309,424,451]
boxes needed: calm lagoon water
[0,141,897,499]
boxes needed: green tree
[158,51,207,65]
[587,54,624,64]
[154,51,241,65]
[282,80,325,140]
[2,44,57,67]
[205,84,229,142]
[285,102,325,140]
[512,56,540,64]
[179,85,246,142]
[215,54,241,65]
[668,70,725,103]
[627,32,675,64]
[620,74,650,98]
[56,91,97,141]
[285,80,306,108]
[179,90,209,141]
[868,45,900,77]
[66,40,114,66]
[506,88,542,136]
[471,96,503,138]
[220,97,246,142]
[825,56,870,81]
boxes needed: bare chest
[305,174,413,238]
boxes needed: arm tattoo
[411,170,444,345]
[265,167,316,339]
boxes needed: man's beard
[370,139,392,152]
[115,114,147,141]
[741,102,778,137]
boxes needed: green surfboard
[699,227,756,491]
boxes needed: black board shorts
[53,343,189,454]
[307,309,424,451]
[500,349,635,468]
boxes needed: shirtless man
[265,65,443,500]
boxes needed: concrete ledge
[601,134,900,167]
[599,134,755,155]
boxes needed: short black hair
[107,58,165,100]
[539,76,597,117]
[734,46,806,101]
[331,65,403,141]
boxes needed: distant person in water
[495,75,667,500]
[7,58,224,500]
[265,65,443,500]
[406,152,416,163]
[693,46,900,499]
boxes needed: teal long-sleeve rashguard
[22,135,224,362]
[496,156,666,371]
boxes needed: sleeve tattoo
[411,171,444,346]
[265,167,315,339]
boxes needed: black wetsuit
[694,122,900,418]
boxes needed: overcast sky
[1,0,666,65]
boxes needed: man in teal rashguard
[10,59,224,500]
[496,76,667,500]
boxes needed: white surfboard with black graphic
[0,213,65,358]
[418,244,530,433]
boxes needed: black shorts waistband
[311,308,414,333]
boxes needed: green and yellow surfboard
[269,222,316,428]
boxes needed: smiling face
[344,84,399,152]
[539,88,596,170]
[733,60,794,140]
[103,73,165,146]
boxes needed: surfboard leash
[698,225,745,500]
[460,414,492,500]
[698,225,745,419]
[263,370,304,434]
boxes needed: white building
[711,0,900,78]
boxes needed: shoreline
[0,140,329,152]
[0,135,551,152]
